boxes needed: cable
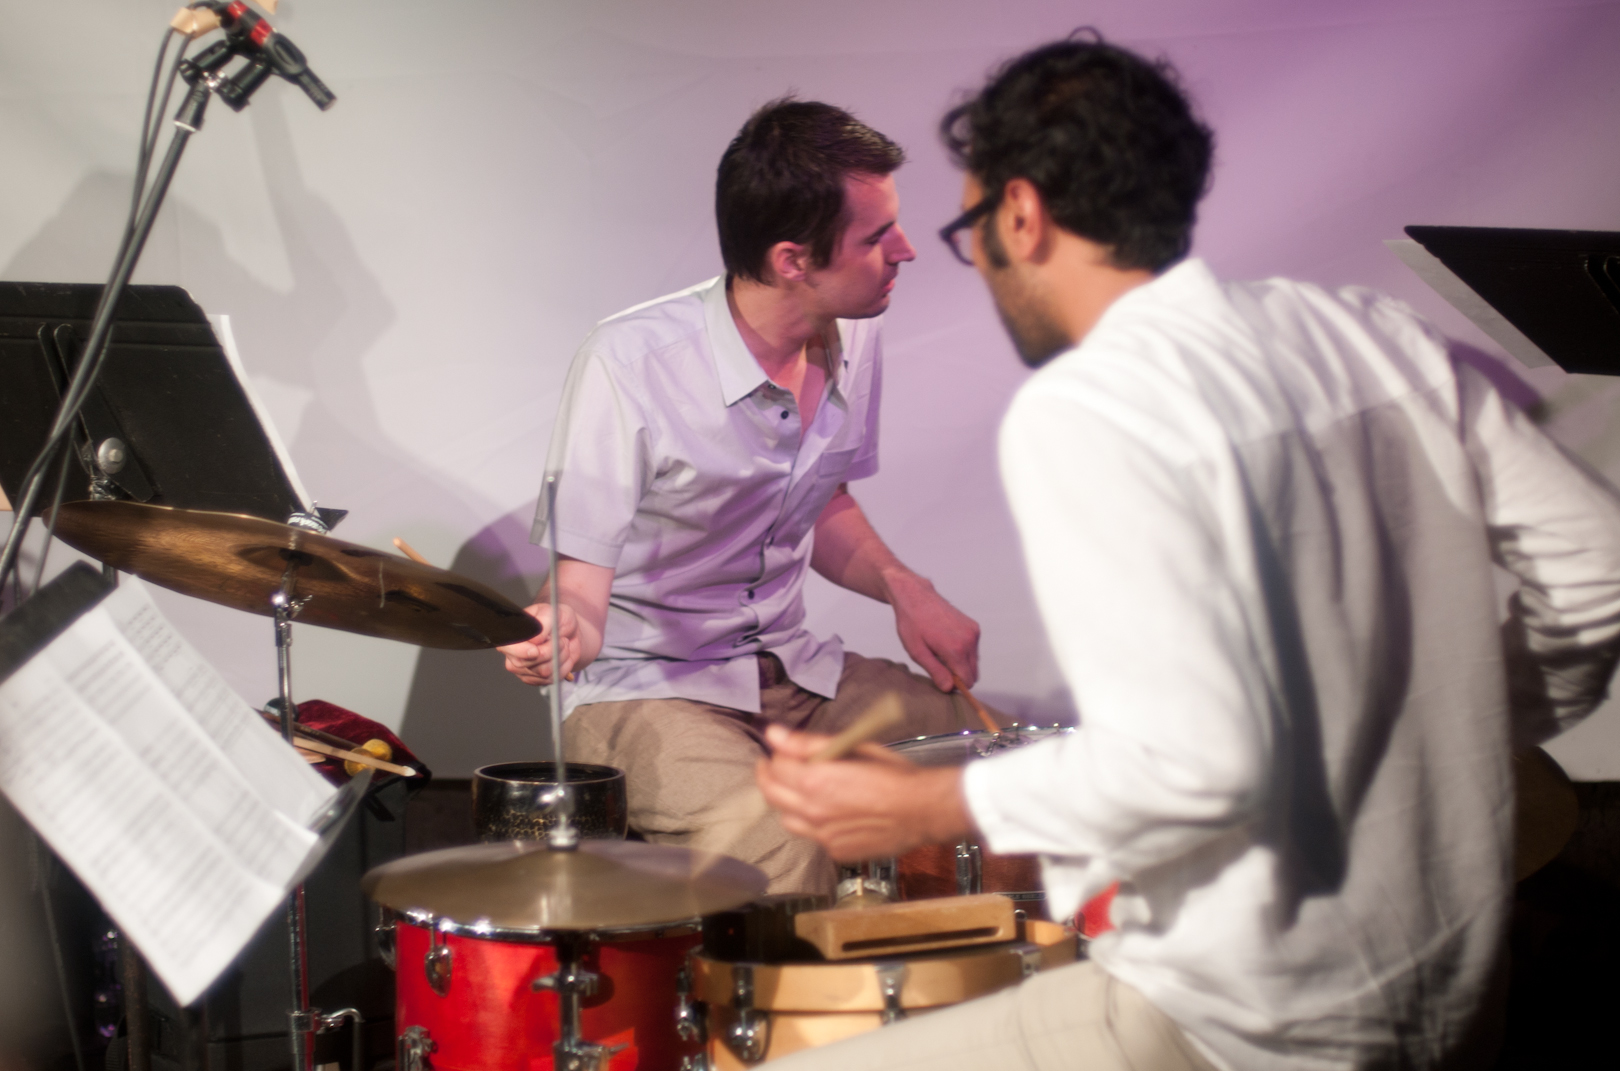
[0,29,195,597]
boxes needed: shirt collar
[704,275,772,407]
[703,275,846,408]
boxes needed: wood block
[793,893,1017,960]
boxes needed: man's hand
[755,724,976,861]
[882,568,982,691]
[499,603,581,686]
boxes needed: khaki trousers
[763,960,1219,1071]
[563,651,985,894]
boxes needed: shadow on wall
[400,505,555,776]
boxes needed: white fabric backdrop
[5,0,1620,777]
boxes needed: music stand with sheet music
[0,282,343,528]
[1388,226,1620,375]
[0,562,376,1071]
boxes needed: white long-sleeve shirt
[966,259,1620,1070]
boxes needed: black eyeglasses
[938,195,998,266]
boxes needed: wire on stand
[0,29,189,600]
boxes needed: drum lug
[722,963,770,1063]
[397,1025,435,1071]
[954,842,983,895]
[374,908,397,970]
[874,961,908,1024]
[674,959,707,1043]
[1014,943,1042,979]
[679,1055,712,1071]
[425,924,453,997]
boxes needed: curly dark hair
[940,33,1213,272]
[717,98,905,284]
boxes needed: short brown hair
[717,98,905,283]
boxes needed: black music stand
[1396,226,1620,376]
[0,282,341,526]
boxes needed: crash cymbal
[362,839,768,931]
[50,500,538,650]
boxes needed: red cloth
[293,698,429,784]
[1078,882,1119,939]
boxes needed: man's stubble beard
[981,220,1071,369]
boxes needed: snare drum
[686,917,1077,1068]
[887,728,1073,915]
[393,913,702,1071]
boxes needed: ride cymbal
[362,839,768,931]
[51,500,538,650]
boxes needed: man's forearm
[810,485,915,603]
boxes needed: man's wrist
[878,563,933,606]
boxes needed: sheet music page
[0,589,333,1005]
[210,313,315,512]
[100,580,334,826]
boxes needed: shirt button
[746,589,756,600]
[780,410,789,419]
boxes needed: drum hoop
[690,919,1076,1011]
[398,910,701,944]
[888,726,1073,761]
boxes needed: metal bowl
[472,761,629,842]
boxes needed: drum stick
[951,673,1002,734]
[704,693,908,865]
[290,734,418,777]
[809,693,906,763]
[392,537,430,564]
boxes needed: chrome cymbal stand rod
[271,576,318,1071]
[533,932,615,1071]
[544,476,578,851]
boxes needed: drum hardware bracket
[722,963,769,1063]
[954,842,983,896]
[397,1025,435,1071]
[533,934,623,1071]
[678,1056,712,1071]
[674,960,706,1043]
[874,962,908,1024]
[375,912,397,970]
[316,1007,365,1071]
[1014,943,1043,980]
[425,924,454,997]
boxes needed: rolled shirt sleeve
[1458,363,1620,744]
[531,343,652,569]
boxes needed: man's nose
[887,224,918,263]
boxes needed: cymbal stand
[542,476,579,851]
[532,932,620,1071]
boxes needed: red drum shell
[395,920,701,1071]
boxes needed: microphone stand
[1,39,345,1071]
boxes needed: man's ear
[767,240,812,284]
[995,177,1054,264]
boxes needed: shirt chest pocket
[772,447,862,549]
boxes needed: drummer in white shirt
[500,99,988,895]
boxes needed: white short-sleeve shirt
[532,275,883,715]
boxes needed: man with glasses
[760,35,1620,1070]
[500,99,984,895]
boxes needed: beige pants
[563,652,984,894]
[762,960,1219,1071]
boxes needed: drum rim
[473,760,627,787]
[395,909,701,943]
[888,725,1073,754]
[690,919,1076,1010]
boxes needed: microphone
[186,1,336,111]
